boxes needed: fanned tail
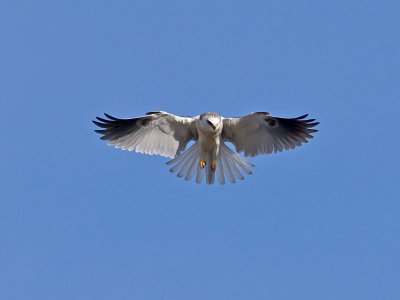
[205,152,215,185]
[216,143,254,184]
[166,142,254,185]
[166,143,204,183]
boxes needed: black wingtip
[296,114,308,120]
[92,120,109,128]
[92,120,103,127]
[94,129,106,134]
[104,113,118,120]
[96,116,110,123]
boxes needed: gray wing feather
[93,111,198,158]
[222,112,319,157]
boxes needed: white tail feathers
[166,142,254,185]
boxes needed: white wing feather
[222,112,319,157]
[93,111,198,158]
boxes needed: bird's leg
[200,156,206,168]
[211,159,217,172]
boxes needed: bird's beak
[207,120,217,130]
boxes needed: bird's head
[199,112,222,132]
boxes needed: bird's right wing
[93,111,198,158]
[222,112,319,157]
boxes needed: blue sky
[1,0,399,299]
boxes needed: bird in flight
[93,111,319,184]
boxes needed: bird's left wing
[93,111,198,158]
[222,112,319,157]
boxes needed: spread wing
[93,111,198,158]
[222,112,319,157]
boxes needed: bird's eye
[207,120,213,126]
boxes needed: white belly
[198,133,220,157]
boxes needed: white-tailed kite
[93,111,319,184]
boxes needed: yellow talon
[211,160,217,171]
[200,158,206,168]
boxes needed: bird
[93,111,319,184]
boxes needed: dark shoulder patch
[265,118,276,127]
[139,117,151,126]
